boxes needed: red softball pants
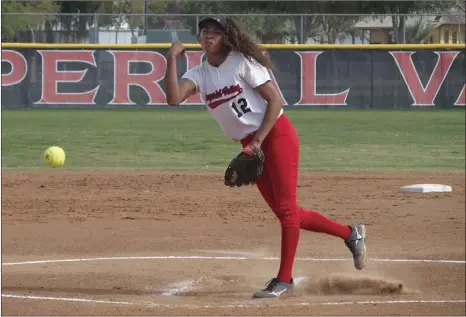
[241,114,351,284]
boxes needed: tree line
[1,0,461,44]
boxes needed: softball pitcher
[164,16,367,299]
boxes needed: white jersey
[182,51,283,141]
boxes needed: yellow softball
[44,146,66,168]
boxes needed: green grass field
[1,108,465,172]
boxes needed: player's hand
[245,139,262,150]
[168,41,186,57]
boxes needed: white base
[399,184,452,193]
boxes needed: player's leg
[260,116,366,269]
[240,114,299,298]
[255,166,276,210]
[299,208,367,270]
[242,129,299,285]
[255,115,301,294]
[298,207,351,239]
[256,153,300,286]
[258,114,367,271]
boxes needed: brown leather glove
[224,145,265,187]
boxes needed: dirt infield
[2,170,465,316]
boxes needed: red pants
[241,114,351,283]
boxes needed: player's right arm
[165,41,197,106]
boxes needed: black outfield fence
[1,43,465,108]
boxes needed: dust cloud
[305,273,418,295]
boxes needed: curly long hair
[222,18,275,70]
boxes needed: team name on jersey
[206,84,244,109]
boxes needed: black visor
[198,17,228,31]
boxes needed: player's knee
[273,203,299,226]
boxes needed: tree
[232,11,296,44]
[179,1,229,36]
[1,0,59,42]
[144,1,172,33]
[97,0,169,42]
[356,1,455,43]
[54,1,102,42]
[179,1,367,44]
[173,0,456,44]
[180,1,302,43]
[404,17,438,43]
[98,0,144,43]
[457,0,465,13]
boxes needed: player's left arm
[240,56,283,148]
[250,82,283,148]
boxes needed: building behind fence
[1,12,465,45]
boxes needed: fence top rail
[1,12,462,17]
[2,43,465,50]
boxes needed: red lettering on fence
[1,48,464,108]
[454,85,465,106]
[294,51,349,106]
[390,51,459,106]
[108,51,166,105]
[1,50,28,87]
[35,50,98,104]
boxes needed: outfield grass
[1,108,464,172]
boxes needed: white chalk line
[2,255,465,266]
[190,249,265,257]
[2,294,135,306]
[2,294,464,309]
[160,279,199,296]
[157,276,308,296]
[3,252,464,310]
